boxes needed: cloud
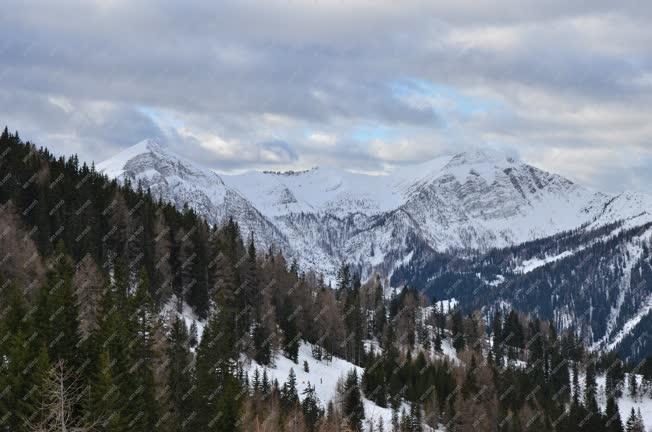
[0,1,651,192]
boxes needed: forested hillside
[2,128,652,432]
[393,218,652,364]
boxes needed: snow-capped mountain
[97,139,290,252]
[97,139,652,357]
[98,140,652,283]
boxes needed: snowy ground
[571,368,652,430]
[243,342,396,430]
[161,297,206,343]
[597,374,652,429]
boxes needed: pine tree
[252,368,260,393]
[628,373,638,400]
[572,361,580,406]
[491,310,503,367]
[167,315,193,431]
[281,368,299,410]
[606,355,625,399]
[461,356,479,400]
[301,384,323,432]
[548,323,570,404]
[194,253,241,431]
[0,278,50,432]
[188,222,210,318]
[38,244,83,367]
[391,408,400,432]
[342,370,365,431]
[636,408,645,432]
[605,395,624,432]
[584,360,598,412]
[123,267,159,431]
[451,310,465,352]
[90,350,125,432]
[261,369,270,396]
[625,408,638,432]
[189,321,198,348]
[253,321,272,365]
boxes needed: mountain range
[97,138,652,360]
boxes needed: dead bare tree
[24,360,100,432]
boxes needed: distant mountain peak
[446,148,516,167]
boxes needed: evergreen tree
[90,350,125,432]
[625,408,642,432]
[0,278,50,432]
[391,408,400,432]
[491,310,503,367]
[572,361,580,406]
[461,356,479,400]
[194,253,241,432]
[261,369,270,396]
[584,360,598,412]
[281,368,299,410]
[410,402,423,432]
[342,370,365,431]
[605,395,624,432]
[252,322,271,365]
[37,244,83,367]
[628,373,638,400]
[451,310,465,352]
[189,321,198,348]
[607,357,625,399]
[167,315,193,431]
[252,368,260,393]
[301,384,323,432]
[123,268,159,431]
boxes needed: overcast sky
[2,0,651,192]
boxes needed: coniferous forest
[3,128,652,432]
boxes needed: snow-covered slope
[97,141,652,283]
[96,139,290,252]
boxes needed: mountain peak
[447,148,516,167]
[140,137,166,151]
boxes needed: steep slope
[96,139,290,252]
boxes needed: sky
[1,0,651,193]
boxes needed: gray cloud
[0,0,651,192]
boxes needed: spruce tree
[0,279,50,432]
[301,384,323,432]
[628,373,637,400]
[123,268,159,431]
[605,395,624,432]
[342,369,365,431]
[281,368,299,410]
[451,310,465,352]
[492,310,503,367]
[39,243,83,367]
[91,350,125,432]
[167,315,193,431]
[584,360,598,412]
[194,253,241,432]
